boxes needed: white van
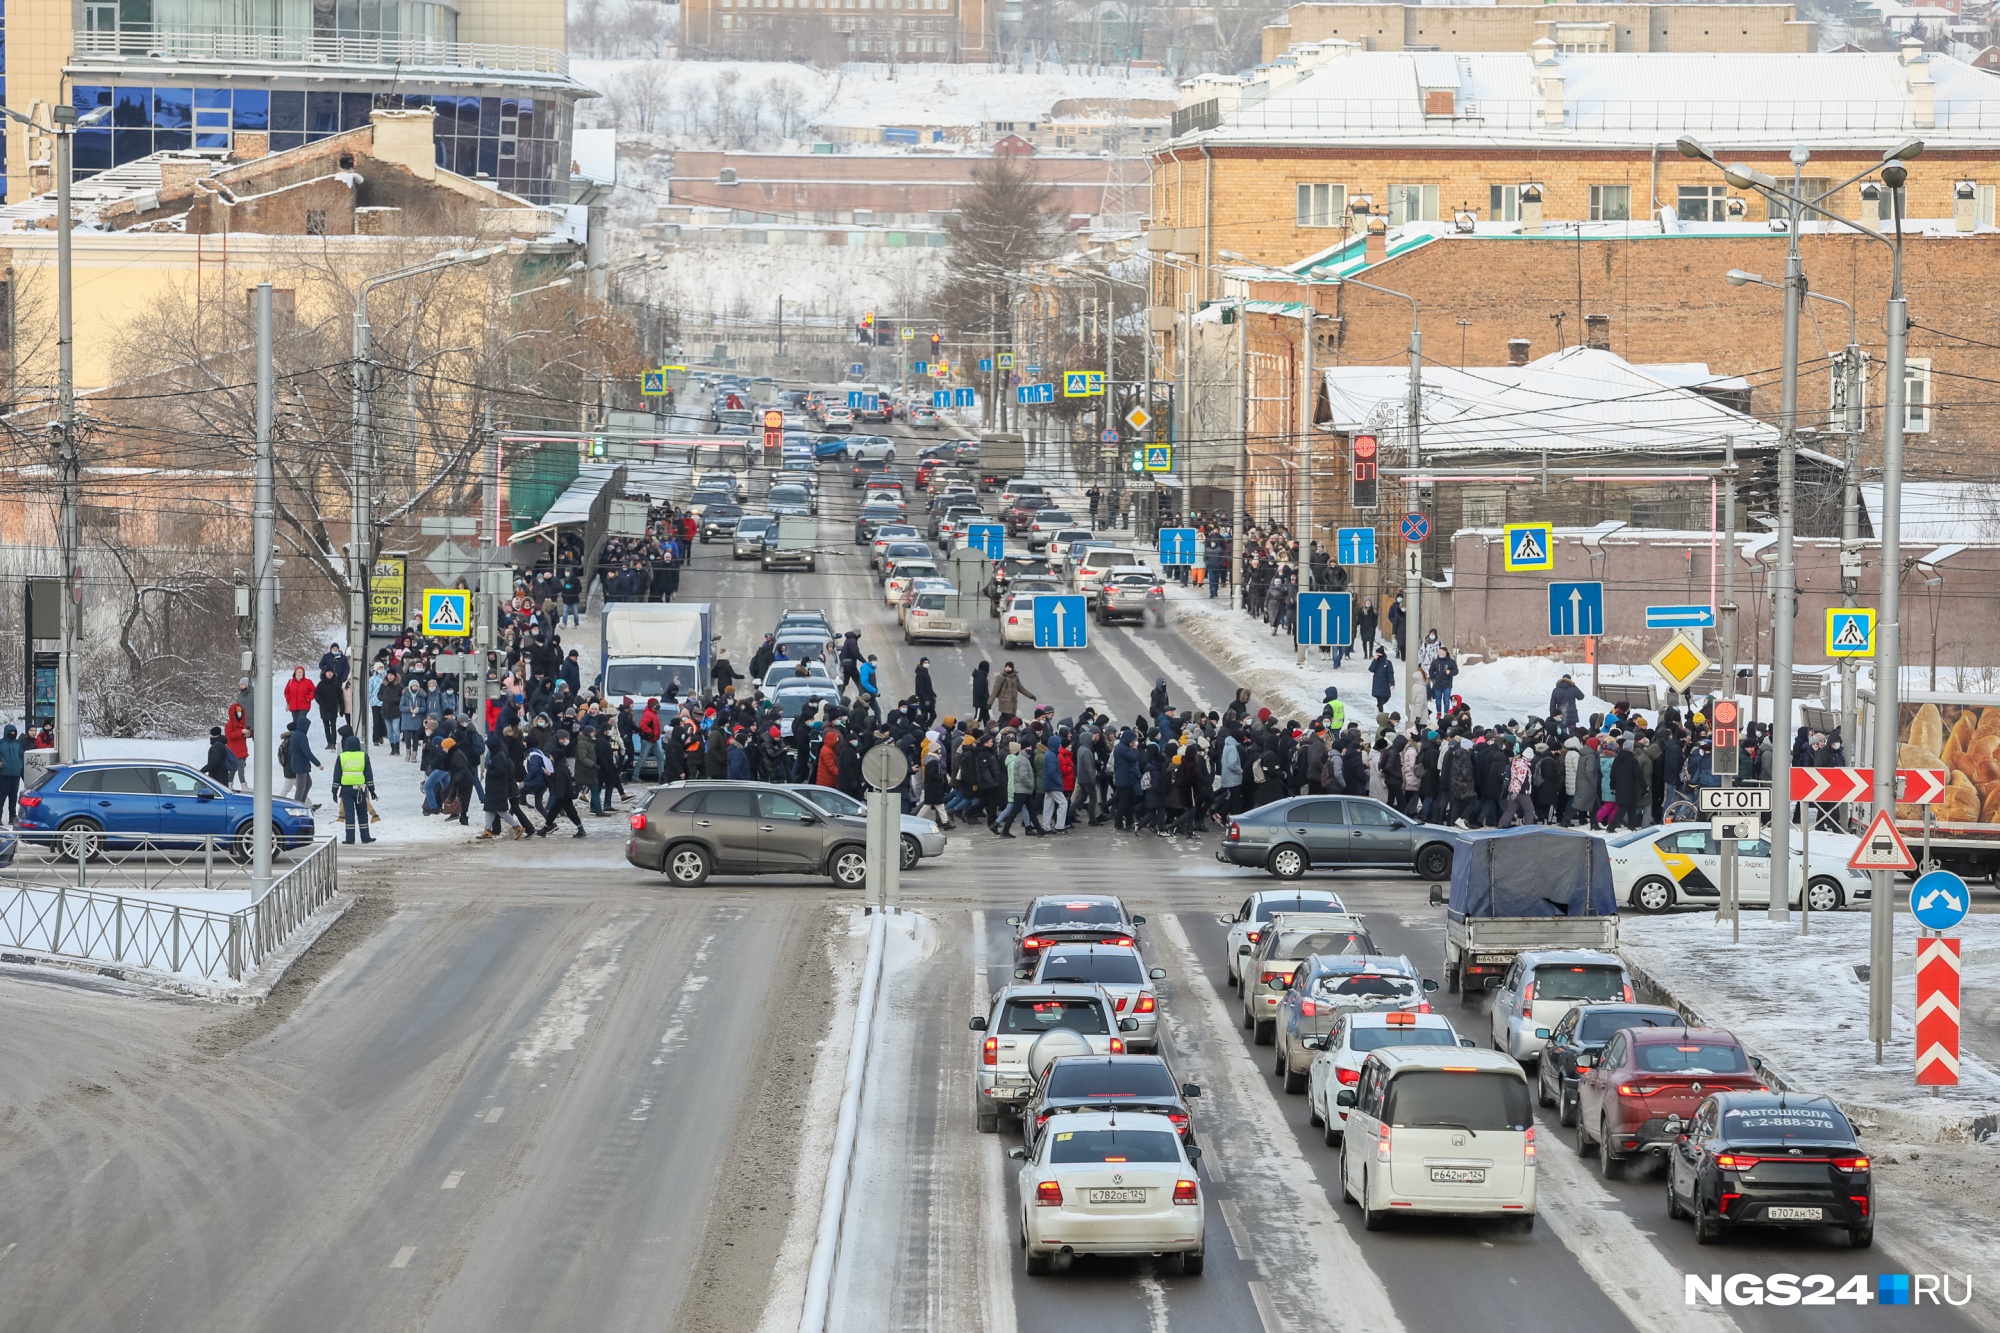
[1336,1048,1537,1232]
[1073,547,1145,603]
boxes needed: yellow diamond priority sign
[1649,630,1711,693]
[1124,404,1153,433]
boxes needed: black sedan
[1021,1055,1201,1151]
[1666,1091,1874,1248]
[1217,795,1457,881]
[697,503,744,542]
[1537,1003,1682,1126]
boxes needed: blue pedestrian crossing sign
[1158,527,1199,567]
[1336,527,1377,566]
[1295,591,1352,647]
[1827,607,1876,657]
[1548,581,1604,637]
[965,522,1005,560]
[1144,444,1172,472]
[422,588,471,638]
[1063,370,1105,397]
[641,369,667,396]
[1033,594,1088,649]
[1503,522,1555,572]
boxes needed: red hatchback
[1575,1026,1765,1178]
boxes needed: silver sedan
[790,784,945,870]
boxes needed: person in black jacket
[539,731,586,837]
[970,660,991,726]
[481,744,527,839]
[913,658,937,727]
[446,738,476,825]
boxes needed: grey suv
[625,780,870,888]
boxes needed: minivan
[1337,1048,1536,1232]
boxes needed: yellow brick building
[1260,0,1817,62]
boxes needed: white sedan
[1606,824,1872,914]
[848,435,897,464]
[1009,1110,1205,1276]
[1000,593,1039,647]
[1304,1009,1469,1144]
[885,559,941,606]
[1217,889,1348,991]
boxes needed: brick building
[683,0,991,61]
[1149,41,2000,307]
[1259,0,1818,62]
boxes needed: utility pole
[1105,272,1117,516]
[1234,290,1246,610]
[1838,340,1863,756]
[1720,436,1740,941]
[1767,147,1809,925]
[1870,170,1911,1066]
[54,105,80,763]
[1296,300,1313,666]
[252,283,276,895]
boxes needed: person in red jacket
[283,666,315,729]
[224,702,251,791]
[636,698,664,777]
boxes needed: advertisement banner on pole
[369,554,407,636]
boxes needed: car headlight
[1846,867,1868,879]
[922,820,941,834]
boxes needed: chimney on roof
[1956,179,1979,232]
[1508,338,1532,366]
[1584,313,1611,350]
[1903,39,1936,128]
[1519,182,1544,235]
[1364,215,1388,265]
[1860,182,1882,227]
[231,131,270,162]
[369,108,438,181]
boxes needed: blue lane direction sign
[1033,594,1088,649]
[1158,527,1199,567]
[1401,512,1429,543]
[912,361,928,375]
[1911,870,1971,931]
[1503,522,1555,572]
[979,358,994,373]
[848,362,866,377]
[1646,604,1717,629]
[954,387,976,408]
[965,522,1005,560]
[1295,591,1353,647]
[1548,581,1605,637]
[1016,382,1055,405]
[1336,527,1377,566]
[933,390,950,408]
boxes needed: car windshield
[1254,895,1344,921]
[1718,1104,1855,1146]
[704,505,743,519]
[886,544,928,558]
[604,665,685,697]
[737,517,773,534]
[1533,965,1626,1002]
[1315,973,1417,1000]
[1383,1071,1532,1131]
[999,999,1110,1035]
[915,594,950,611]
[1038,952,1144,985]
[1032,902,1123,929]
[1577,1010,1680,1044]
[1349,1024,1459,1052]
[1045,1063,1180,1099]
[797,786,862,817]
[1281,931,1372,959]
[1634,1041,1750,1074]
[1048,1129,1180,1164]
[769,487,808,501]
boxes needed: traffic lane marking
[442,1171,464,1190]
[483,1106,505,1123]
[390,1246,416,1269]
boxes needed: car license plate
[1430,1167,1486,1184]
[1765,1206,1823,1221]
[1088,1188,1147,1204]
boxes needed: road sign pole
[1404,324,1424,721]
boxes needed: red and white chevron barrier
[1915,936,1961,1088]
[1788,767,1948,805]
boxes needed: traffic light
[862,311,875,328]
[929,332,942,350]
[1350,433,1379,510]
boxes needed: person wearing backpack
[522,742,552,814]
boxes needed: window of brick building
[1488,183,1518,222]
[1296,182,1343,228]
[1589,184,1630,221]
[1676,184,1726,222]
[1905,357,1932,434]
[1386,183,1439,225]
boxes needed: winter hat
[209,726,223,737]
[1257,707,1273,722]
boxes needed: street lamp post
[1682,134,1917,1060]
[351,246,501,744]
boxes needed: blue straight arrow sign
[965,522,1005,560]
[1157,527,1198,567]
[1549,581,1605,637]
[1645,604,1717,629]
[1336,527,1377,566]
[1033,594,1088,649]
[1295,592,1352,647]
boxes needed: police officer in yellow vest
[336,733,376,845]
[1322,686,1346,731]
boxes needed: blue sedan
[18,760,317,861]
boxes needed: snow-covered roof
[1175,47,2000,150]
[1861,482,2000,544]
[1318,345,1779,456]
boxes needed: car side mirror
[1749,1054,1765,1073]
[1185,1144,1203,1164]
[1535,1027,1552,1040]
[1459,1037,1476,1048]
[1219,913,1237,925]
[1306,1036,1327,1051]
[1268,977,1290,992]
[1575,1053,1594,1069]
[1131,915,1146,926]
[1014,968,1031,980]
[197,788,218,800]
[1149,967,1167,980]
[1334,1090,1357,1108]
[1422,979,1439,993]
[969,1016,988,1031]
[1005,915,1020,926]
[1120,1018,1140,1032]
[1007,1147,1026,1160]
[1237,945,1252,956]
[1181,1083,1201,1099]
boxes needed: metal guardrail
[0,836,339,984]
[71,29,570,77]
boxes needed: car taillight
[1623,983,1635,1002]
[1834,1156,1870,1172]
[629,813,647,832]
[1243,927,1259,942]
[1172,1179,1198,1205]
[1136,993,1156,1014]
[1715,1153,1756,1171]
[1617,1084,1646,1097]
[1228,823,1242,842]
[1007,616,1018,625]
[1300,1000,1317,1018]
[1416,1002,1432,1013]
[1109,1038,1125,1054]
[1167,1112,1189,1129]
[1524,1125,1537,1160]
[17,796,37,808]
[1106,937,1135,947]
[1376,1125,1392,1160]
[1520,981,1535,1017]
[1719,1192,1741,1215]
[1850,1195,1870,1218]
[1261,971,1288,987]
[983,1037,998,1067]
[1151,587,1164,596]
[1336,1066,1361,1085]
[1023,938,1049,951]
[1036,1112,1052,1130]
[1036,1181,1064,1207]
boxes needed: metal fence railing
[0,836,339,985]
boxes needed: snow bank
[1620,913,2000,1143]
